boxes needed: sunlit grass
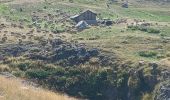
[0,76,77,100]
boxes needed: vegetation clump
[128,25,160,34]
[138,51,158,58]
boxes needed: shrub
[138,26,148,32]
[12,71,24,77]
[67,68,82,76]
[128,25,160,34]
[128,25,138,30]
[147,28,160,34]
[50,67,65,76]
[139,51,158,58]
[17,62,30,71]
[156,54,165,59]
[26,69,50,80]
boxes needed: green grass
[0,4,9,14]
[116,8,170,22]
[73,24,168,62]
[160,27,170,37]
[74,26,121,39]
[0,0,170,62]
[0,0,170,59]
[0,4,32,24]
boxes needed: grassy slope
[38,0,169,62]
[0,0,170,62]
[66,0,170,62]
[0,76,76,100]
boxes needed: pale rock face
[154,70,170,100]
[155,80,170,100]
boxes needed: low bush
[12,71,25,77]
[147,28,160,34]
[26,69,50,80]
[128,25,160,34]
[138,26,148,32]
[17,62,30,71]
[128,25,139,30]
[139,51,158,58]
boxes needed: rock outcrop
[154,80,170,100]
[1,39,113,66]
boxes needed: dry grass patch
[0,65,10,72]
[0,76,77,100]
[160,58,170,70]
